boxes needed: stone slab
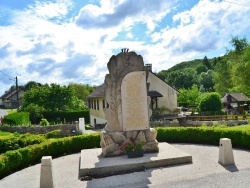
[79,142,192,178]
[121,71,149,131]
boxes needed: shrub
[198,92,222,112]
[0,133,46,154]
[2,112,30,126]
[39,118,49,126]
[42,110,90,124]
[0,132,100,179]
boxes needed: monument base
[100,128,159,157]
[79,142,192,178]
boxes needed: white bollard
[40,156,54,188]
[79,118,85,133]
[218,138,235,165]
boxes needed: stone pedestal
[40,156,54,188]
[100,128,159,157]
[218,138,235,165]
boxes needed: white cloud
[1,0,250,95]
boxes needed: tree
[230,36,248,52]
[212,57,233,95]
[22,83,77,112]
[198,70,214,91]
[68,83,95,101]
[166,68,198,89]
[198,92,222,112]
[230,45,250,96]
[203,56,211,69]
[178,84,202,107]
[24,81,42,91]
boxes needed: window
[102,100,105,109]
[97,100,99,110]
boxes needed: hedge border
[0,133,100,179]
[1,127,250,179]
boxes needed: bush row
[2,110,90,126]
[43,110,90,124]
[3,112,30,126]
[0,132,100,179]
[0,130,69,154]
[156,126,250,149]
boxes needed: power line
[0,70,13,79]
[223,0,250,8]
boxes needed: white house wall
[147,72,178,110]
[89,98,107,127]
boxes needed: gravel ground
[1,143,250,188]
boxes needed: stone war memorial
[100,48,159,157]
[79,49,192,179]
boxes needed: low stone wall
[185,120,249,127]
[150,119,249,127]
[0,124,79,135]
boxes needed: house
[221,93,250,114]
[87,64,179,127]
[0,88,24,109]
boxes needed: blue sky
[0,0,250,95]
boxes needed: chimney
[145,64,152,72]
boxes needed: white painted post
[218,138,235,165]
[40,156,54,188]
[79,118,85,133]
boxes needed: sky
[0,0,250,95]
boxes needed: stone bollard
[218,138,235,165]
[40,156,54,188]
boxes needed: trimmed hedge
[2,112,30,126]
[0,133,100,179]
[0,133,46,154]
[1,126,250,179]
[42,110,90,124]
[156,126,250,149]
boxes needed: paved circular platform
[1,143,250,188]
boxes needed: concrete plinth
[40,156,54,188]
[79,142,192,178]
[218,138,235,166]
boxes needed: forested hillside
[156,36,250,97]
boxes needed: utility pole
[15,76,19,107]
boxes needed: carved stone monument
[100,49,159,157]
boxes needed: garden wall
[0,124,79,135]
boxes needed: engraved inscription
[121,71,149,131]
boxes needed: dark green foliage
[0,133,100,179]
[156,126,250,149]
[44,130,65,139]
[2,112,30,126]
[42,110,90,124]
[0,133,46,154]
[198,92,222,112]
[22,103,44,124]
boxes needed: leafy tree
[230,36,248,52]
[22,103,44,124]
[68,83,95,101]
[22,83,76,112]
[212,57,233,95]
[195,64,207,74]
[178,85,202,106]
[198,92,222,112]
[165,68,197,89]
[198,70,214,91]
[24,81,42,91]
[230,45,250,96]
